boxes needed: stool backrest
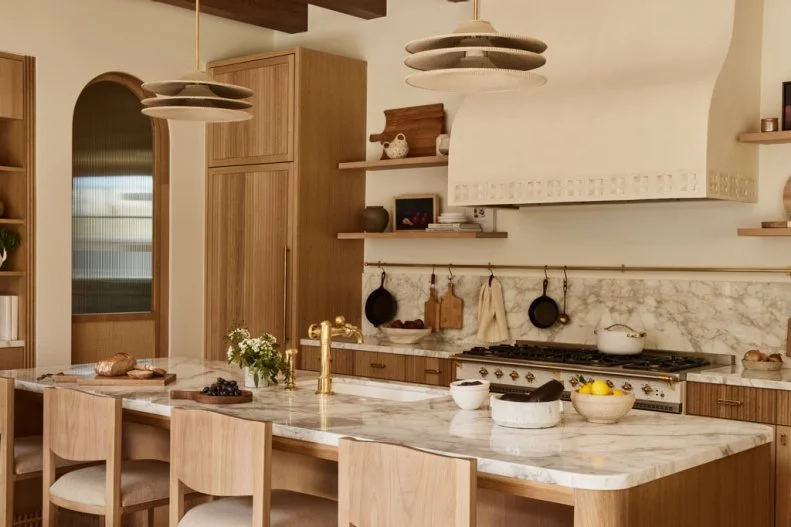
[338,438,476,527]
[170,408,272,524]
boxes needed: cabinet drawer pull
[716,398,743,407]
[782,434,788,446]
[370,363,386,369]
[424,369,441,375]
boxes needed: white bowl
[449,379,490,410]
[570,391,636,424]
[379,327,432,344]
[490,394,561,429]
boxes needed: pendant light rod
[195,0,201,71]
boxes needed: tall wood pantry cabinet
[204,48,366,359]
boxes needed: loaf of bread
[95,353,137,377]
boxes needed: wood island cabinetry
[204,48,366,359]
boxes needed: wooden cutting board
[424,278,441,333]
[784,176,791,217]
[170,390,253,405]
[440,283,463,329]
[369,103,446,159]
[53,373,176,386]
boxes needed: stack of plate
[438,212,468,224]
[404,19,548,93]
[142,71,254,122]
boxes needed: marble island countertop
[688,365,791,391]
[5,358,772,492]
[299,336,464,358]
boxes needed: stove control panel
[456,361,683,407]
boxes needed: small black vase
[362,206,389,232]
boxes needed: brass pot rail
[363,261,791,277]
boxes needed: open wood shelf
[737,228,791,237]
[0,340,23,348]
[337,231,508,240]
[0,165,24,173]
[338,156,449,171]
[0,218,24,225]
[738,131,791,144]
[0,271,24,277]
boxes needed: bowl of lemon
[570,378,636,424]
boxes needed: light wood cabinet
[205,164,292,350]
[300,346,354,375]
[404,356,455,386]
[205,48,366,359]
[686,382,777,424]
[208,55,294,167]
[353,351,405,382]
[777,426,791,526]
[0,57,22,120]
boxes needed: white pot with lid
[595,324,646,355]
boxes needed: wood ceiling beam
[152,0,309,33]
[306,0,386,19]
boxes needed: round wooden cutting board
[784,176,791,217]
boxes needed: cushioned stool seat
[179,490,338,527]
[49,459,170,508]
[13,435,84,476]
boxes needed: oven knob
[621,382,633,392]
[509,370,519,381]
[525,372,535,383]
[642,384,654,395]
[494,369,504,379]
[479,367,489,378]
[568,377,579,387]
[606,380,614,388]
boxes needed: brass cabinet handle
[782,434,788,447]
[370,363,386,369]
[283,247,290,345]
[424,369,441,375]
[716,399,743,407]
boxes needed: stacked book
[0,296,19,341]
[427,223,483,232]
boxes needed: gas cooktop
[459,343,710,373]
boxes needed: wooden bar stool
[0,377,87,525]
[170,407,337,526]
[338,438,477,527]
[42,387,170,526]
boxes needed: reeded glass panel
[72,82,153,314]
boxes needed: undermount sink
[296,378,448,402]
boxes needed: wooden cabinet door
[778,426,791,526]
[686,382,777,424]
[205,164,292,360]
[300,345,354,375]
[354,351,406,381]
[404,356,455,386]
[0,57,22,120]
[208,54,294,167]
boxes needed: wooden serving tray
[170,390,253,405]
[53,373,176,386]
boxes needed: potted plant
[226,326,286,388]
[0,228,20,269]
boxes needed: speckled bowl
[571,391,636,424]
[741,359,782,371]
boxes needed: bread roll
[95,353,137,377]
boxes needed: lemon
[591,380,611,396]
[578,384,593,395]
[612,389,625,396]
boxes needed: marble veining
[688,366,791,391]
[363,271,791,361]
[299,337,462,358]
[8,358,772,491]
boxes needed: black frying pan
[528,278,559,329]
[365,271,397,326]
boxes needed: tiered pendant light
[142,0,253,122]
[404,0,548,93]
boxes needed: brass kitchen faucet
[308,316,363,395]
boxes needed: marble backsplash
[361,271,791,358]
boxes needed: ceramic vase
[362,206,390,232]
[244,367,274,388]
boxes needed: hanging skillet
[365,270,398,326]
[528,267,559,329]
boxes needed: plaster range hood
[447,0,763,207]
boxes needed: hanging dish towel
[477,277,510,343]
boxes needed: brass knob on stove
[621,382,633,391]
[525,372,535,383]
[479,367,489,378]
[606,380,614,388]
[568,377,579,387]
[509,370,519,381]
[494,369,504,379]
[642,384,654,395]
